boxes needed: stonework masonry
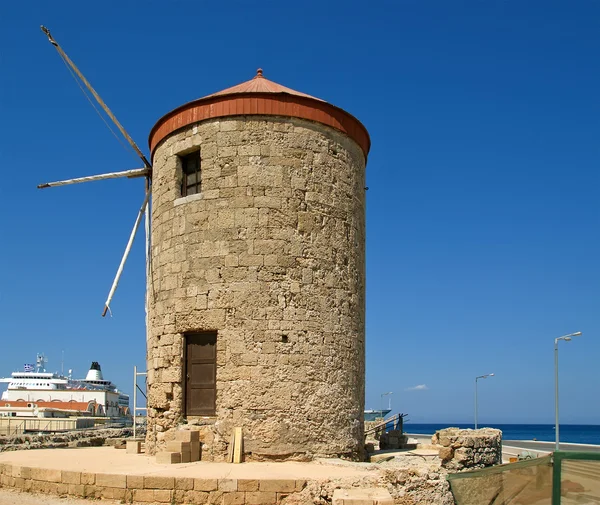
[432,428,502,471]
[147,115,366,461]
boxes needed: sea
[403,423,600,445]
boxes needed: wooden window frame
[180,150,201,197]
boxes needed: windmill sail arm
[40,26,152,170]
[102,188,152,317]
[38,168,149,189]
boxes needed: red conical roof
[204,69,324,101]
[149,69,370,158]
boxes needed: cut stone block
[190,441,201,461]
[126,441,141,454]
[156,452,181,464]
[332,488,394,505]
[181,451,191,463]
[166,441,191,452]
[176,430,200,442]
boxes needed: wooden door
[185,332,216,416]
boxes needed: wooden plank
[233,427,243,464]
[227,431,235,463]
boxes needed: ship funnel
[85,362,104,381]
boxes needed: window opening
[181,151,201,196]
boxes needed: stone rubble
[280,453,455,505]
[0,427,138,453]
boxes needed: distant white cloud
[405,384,429,391]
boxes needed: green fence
[448,451,600,505]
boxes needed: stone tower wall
[146,115,366,461]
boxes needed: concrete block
[258,479,296,493]
[332,488,394,505]
[175,477,194,490]
[43,481,59,494]
[126,441,141,454]
[218,479,237,492]
[68,484,85,497]
[184,490,209,504]
[154,489,173,502]
[61,470,81,485]
[81,472,95,485]
[237,479,259,491]
[96,473,127,489]
[195,478,218,491]
[245,491,277,504]
[222,491,245,505]
[127,474,144,489]
[30,467,62,483]
[30,480,45,493]
[133,489,155,502]
[156,451,181,464]
[259,479,296,492]
[166,440,191,452]
[83,484,97,498]
[190,441,201,461]
[176,430,200,442]
[102,487,126,500]
[207,490,225,504]
[144,476,175,489]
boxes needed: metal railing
[364,413,407,439]
[133,366,147,439]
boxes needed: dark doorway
[185,332,217,416]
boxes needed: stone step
[332,488,394,505]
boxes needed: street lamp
[475,374,494,429]
[380,392,393,416]
[555,331,582,451]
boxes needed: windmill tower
[39,29,370,462]
[147,69,369,461]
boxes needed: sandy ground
[0,487,120,505]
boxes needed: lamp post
[555,331,582,451]
[475,374,494,429]
[380,391,393,416]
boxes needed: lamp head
[573,332,582,336]
[564,337,572,342]
[489,373,495,377]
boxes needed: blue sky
[1,1,598,425]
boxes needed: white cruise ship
[0,354,130,419]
